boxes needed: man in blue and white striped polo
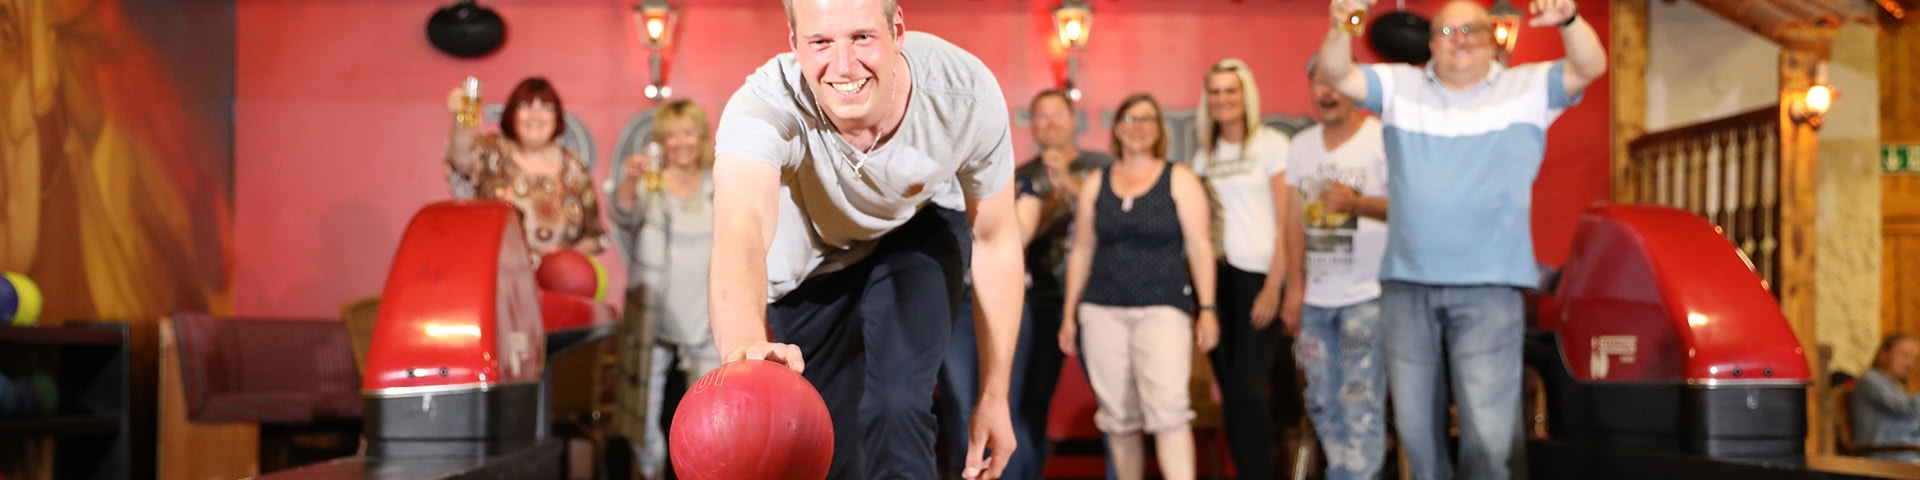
[1308,0,1607,478]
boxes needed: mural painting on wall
[0,0,236,322]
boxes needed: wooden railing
[1623,106,1782,295]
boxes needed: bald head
[1432,0,1489,26]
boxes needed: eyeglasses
[1119,114,1159,125]
[1032,109,1074,121]
[1432,22,1492,39]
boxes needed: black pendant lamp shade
[428,1,506,58]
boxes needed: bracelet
[1198,304,1216,312]
[1560,14,1579,28]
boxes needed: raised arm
[445,88,482,180]
[1170,165,1220,351]
[1530,0,1607,95]
[608,153,651,230]
[708,154,800,371]
[1315,0,1374,105]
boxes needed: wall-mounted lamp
[1790,84,1834,128]
[1489,0,1522,55]
[1789,62,1833,128]
[1053,0,1093,101]
[633,0,679,100]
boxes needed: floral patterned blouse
[449,134,609,257]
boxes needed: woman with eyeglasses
[444,77,609,258]
[1059,93,1219,480]
[1189,58,1304,480]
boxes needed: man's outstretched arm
[965,181,1022,406]
[961,176,1024,480]
[708,154,803,371]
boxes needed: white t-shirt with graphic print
[1287,117,1389,308]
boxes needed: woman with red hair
[445,77,608,257]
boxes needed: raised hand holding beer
[640,142,665,192]
[1331,0,1375,34]
[448,77,482,128]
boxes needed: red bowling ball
[669,359,834,480]
[534,250,600,299]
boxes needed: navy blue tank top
[1082,163,1192,314]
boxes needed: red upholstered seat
[170,312,362,423]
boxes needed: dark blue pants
[769,207,967,480]
[940,295,1127,480]
[936,296,1071,480]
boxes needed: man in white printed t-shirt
[1286,55,1391,480]
[704,1,1024,479]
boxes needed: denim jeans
[1294,299,1387,480]
[1382,281,1524,480]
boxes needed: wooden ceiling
[1686,0,1876,45]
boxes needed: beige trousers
[1078,303,1197,435]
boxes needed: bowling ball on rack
[13,374,36,419]
[1,272,44,326]
[535,250,605,301]
[31,372,56,417]
[669,359,834,480]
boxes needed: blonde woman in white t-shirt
[1188,57,1302,480]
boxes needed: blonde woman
[608,99,718,479]
[1060,93,1219,480]
[1190,58,1302,480]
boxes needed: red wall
[234,0,1609,318]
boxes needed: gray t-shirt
[714,31,1016,302]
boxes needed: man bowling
[704,0,1024,478]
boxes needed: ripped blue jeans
[1293,299,1387,480]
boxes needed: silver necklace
[820,60,900,180]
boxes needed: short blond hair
[781,0,899,32]
[652,99,715,169]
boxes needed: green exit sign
[1885,144,1920,174]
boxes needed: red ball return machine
[260,200,615,479]
[1523,204,1889,478]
